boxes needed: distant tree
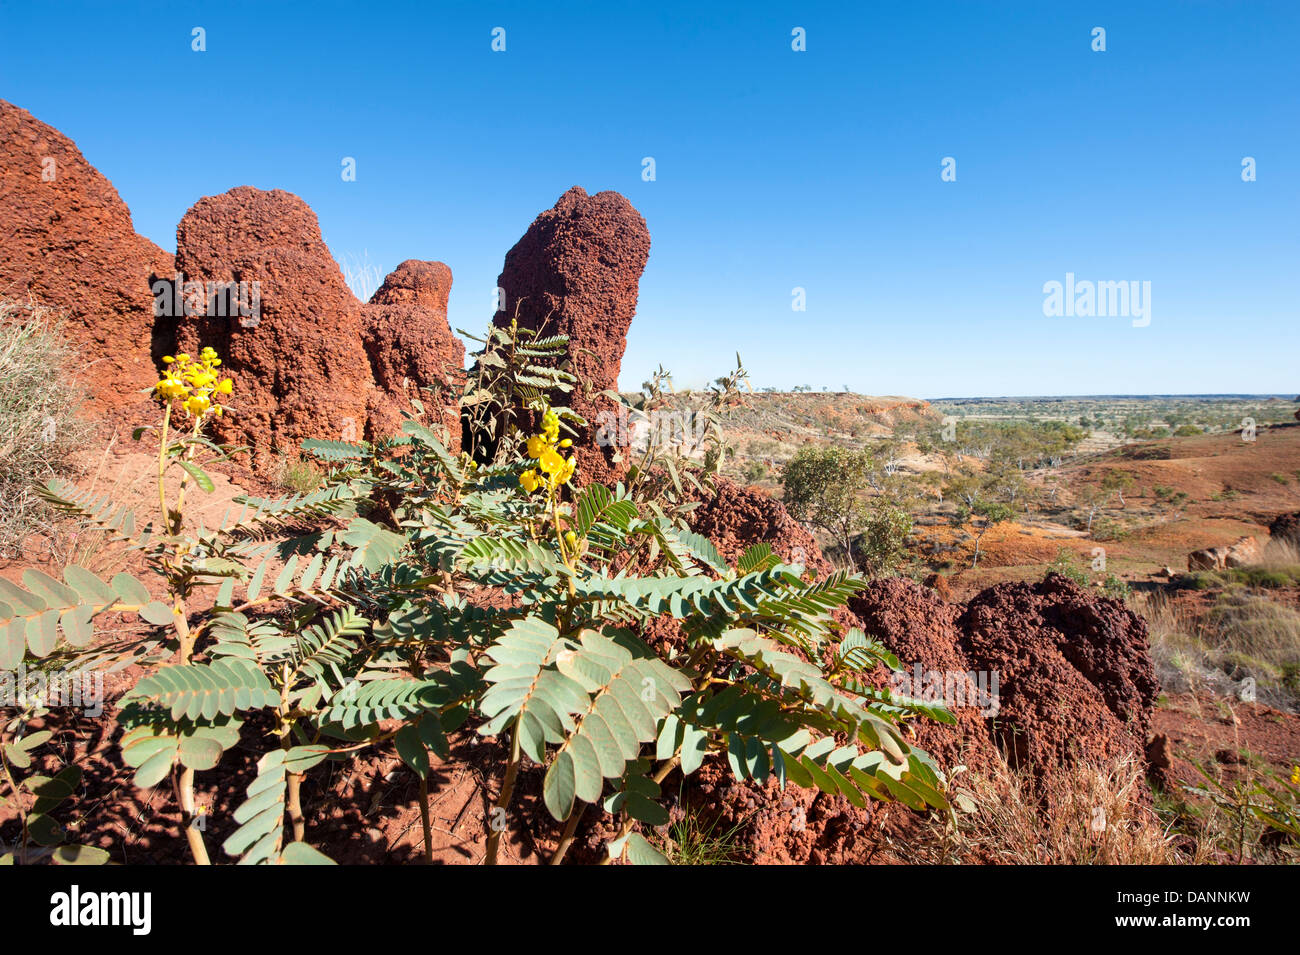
[1101,470,1136,506]
[782,447,874,561]
[858,501,914,578]
[945,470,1016,569]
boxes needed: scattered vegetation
[273,455,324,494]
[920,753,1185,864]
[2,330,953,866]
[0,303,90,557]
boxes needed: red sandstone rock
[362,260,464,451]
[172,187,374,459]
[492,186,650,485]
[0,99,171,414]
[849,577,1000,772]
[956,573,1158,783]
[687,477,832,578]
[1269,511,1300,547]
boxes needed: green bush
[1101,574,1132,600]
[1047,548,1090,587]
[3,325,954,866]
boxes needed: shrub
[857,501,914,578]
[0,303,90,557]
[1047,548,1090,587]
[4,329,952,866]
[1101,574,1132,600]
[273,455,324,494]
[782,446,875,561]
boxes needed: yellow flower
[526,435,546,459]
[155,345,233,421]
[519,470,540,493]
[1292,765,1299,785]
[538,446,565,476]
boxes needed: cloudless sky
[1,1,1296,397]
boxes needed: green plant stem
[287,771,306,843]
[418,777,434,863]
[599,756,681,865]
[484,716,523,865]
[0,746,30,862]
[177,767,211,865]
[157,404,171,531]
[547,802,586,866]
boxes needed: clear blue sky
[2,1,1296,397]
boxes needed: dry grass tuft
[0,302,91,557]
[916,752,1191,864]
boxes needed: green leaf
[176,459,215,493]
[139,601,175,626]
[52,845,110,865]
[16,730,53,751]
[623,832,668,865]
[26,813,63,846]
[395,725,430,779]
[279,842,336,865]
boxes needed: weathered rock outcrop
[1189,535,1260,571]
[0,99,171,412]
[362,260,464,450]
[849,578,1000,772]
[1269,512,1300,548]
[492,186,650,485]
[171,187,375,458]
[692,573,1159,863]
[687,477,832,578]
[956,574,1158,782]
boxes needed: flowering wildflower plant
[155,347,234,421]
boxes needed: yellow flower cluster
[1292,765,1299,785]
[156,347,233,420]
[519,408,576,494]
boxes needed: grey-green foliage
[2,322,954,866]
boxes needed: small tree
[945,470,1015,569]
[1101,470,1136,506]
[781,446,873,564]
[858,501,914,578]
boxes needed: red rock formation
[682,572,1160,863]
[957,573,1158,784]
[493,186,650,485]
[1269,511,1300,548]
[0,99,171,414]
[687,477,832,578]
[172,187,374,459]
[362,260,464,450]
[849,578,1000,772]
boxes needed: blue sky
[2,1,1296,397]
